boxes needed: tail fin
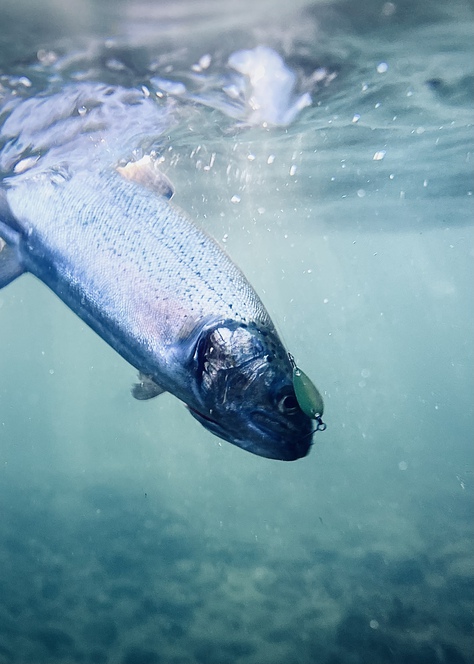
[0,238,24,288]
[0,192,24,288]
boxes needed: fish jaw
[188,404,312,460]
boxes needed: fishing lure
[289,354,326,432]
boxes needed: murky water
[1,0,473,662]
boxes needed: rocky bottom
[0,476,472,664]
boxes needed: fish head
[186,320,317,460]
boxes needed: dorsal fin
[117,155,174,199]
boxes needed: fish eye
[278,393,299,414]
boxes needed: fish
[0,82,325,460]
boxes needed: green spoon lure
[289,354,326,431]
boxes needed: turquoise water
[1,0,473,662]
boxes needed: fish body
[0,83,321,460]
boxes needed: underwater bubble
[37,49,58,65]
[382,2,396,16]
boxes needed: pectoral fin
[132,372,166,400]
[0,235,24,289]
[117,155,174,199]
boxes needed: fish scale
[7,168,272,354]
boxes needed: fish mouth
[187,406,312,461]
[247,413,313,461]
[187,405,220,427]
[187,405,227,436]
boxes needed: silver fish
[0,83,325,460]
